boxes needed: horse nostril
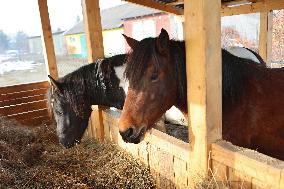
[120,127,134,139]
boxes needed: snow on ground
[0,54,11,62]
[0,54,44,75]
[0,60,42,75]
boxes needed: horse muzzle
[119,126,146,144]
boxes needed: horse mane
[50,54,126,118]
[124,37,158,87]
[124,38,186,104]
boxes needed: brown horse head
[119,29,187,143]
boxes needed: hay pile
[0,118,155,189]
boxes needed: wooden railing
[0,81,51,126]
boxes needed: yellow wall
[102,28,125,56]
[65,34,82,55]
[65,28,125,58]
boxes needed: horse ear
[156,28,170,55]
[122,34,138,50]
[48,75,62,93]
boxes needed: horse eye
[56,110,63,115]
[150,72,158,81]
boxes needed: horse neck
[169,40,188,114]
[88,59,125,108]
[222,50,284,111]
[87,60,109,105]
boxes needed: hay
[0,117,155,189]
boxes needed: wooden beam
[184,0,222,186]
[82,0,105,140]
[125,0,284,17]
[124,0,183,15]
[222,0,252,7]
[38,0,58,79]
[166,0,184,6]
[91,105,105,141]
[259,10,273,67]
[82,0,104,62]
[222,0,284,16]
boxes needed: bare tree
[272,10,284,62]
[0,30,9,53]
[221,27,258,52]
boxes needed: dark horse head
[48,54,127,148]
[120,28,284,160]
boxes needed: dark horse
[119,29,284,160]
[48,54,127,148]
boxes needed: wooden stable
[1,0,284,188]
[86,0,284,188]
[90,109,284,188]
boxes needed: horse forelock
[124,38,162,88]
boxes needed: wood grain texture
[0,81,49,94]
[184,0,222,183]
[259,10,273,67]
[212,142,282,188]
[38,0,58,79]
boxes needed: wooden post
[91,105,105,141]
[38,0,58,79]
[259,10,273,67]
[184,0,222,186]
[82,0,104,61]
[81,0,105,140]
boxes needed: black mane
[51,54,126,118]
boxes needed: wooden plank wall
[0,81,51,126]
[92,109,284,189]
[91,108,190,189]
[211,141,284,189]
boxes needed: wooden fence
[90,107,284,189]
[0,81,51,126]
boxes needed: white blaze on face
[227,46,260,63]
[114,64,129,94]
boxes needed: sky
[0,0,125,36]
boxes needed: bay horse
[119,29,284,160]
[48,54,127,148]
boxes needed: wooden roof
[124,0,284,16]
